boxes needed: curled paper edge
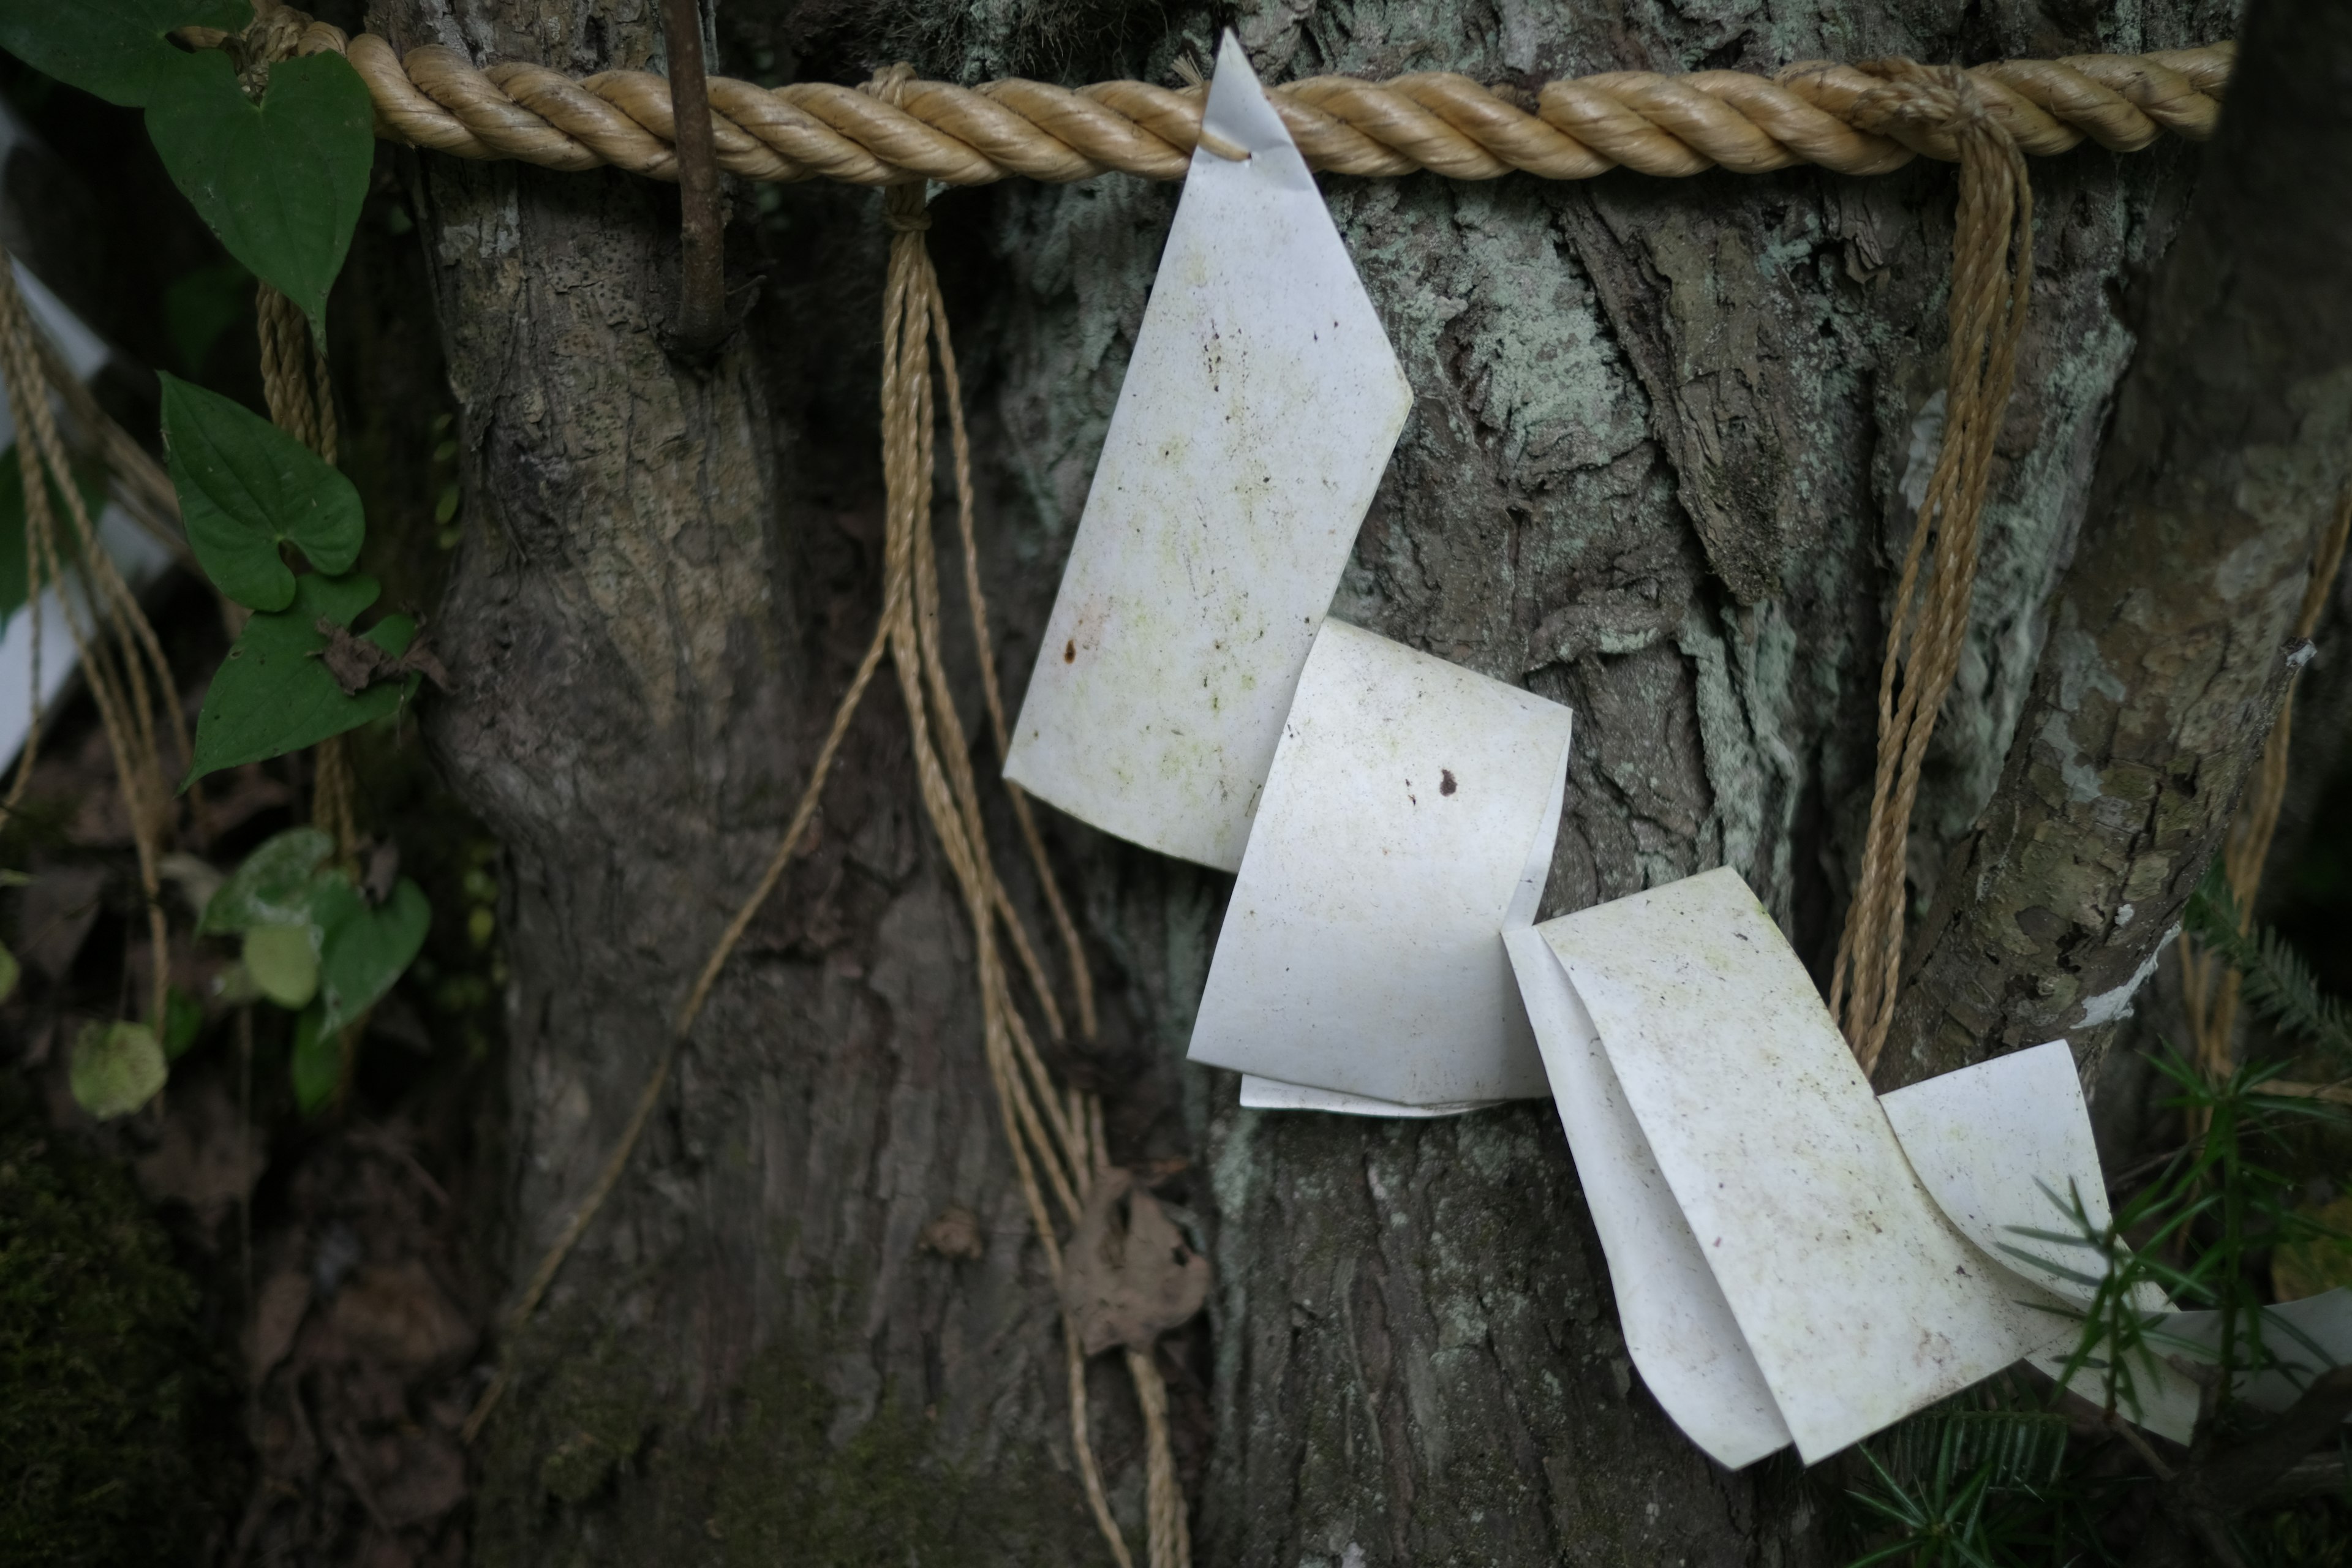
[1506,926,1792,1468]
[1237,1075,1501,1117]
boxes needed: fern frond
[2184,878,2352,1062]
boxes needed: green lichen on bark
[0,1090,230,1565]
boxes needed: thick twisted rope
[256,22,2232,186]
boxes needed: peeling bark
[378,0,2242,1559]
[1883,0,2352,1090]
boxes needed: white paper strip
[1506,927,1792,1468]
[1882,1039,2109,1303]
[1237,1074,1500,1118]
[1881,1039,2171,1313]
[1536,869,2069,1461]
[2163,1289,2352,1411]
[1187,619,1571,1105]
[1001,32,1414,872]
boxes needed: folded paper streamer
[1188,619,1572,1106]
[1002,34,1414,873]
[1512,869,2078,1464]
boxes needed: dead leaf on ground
[135,1074,263,1235]
[1060,1168,1210,1356]
[249,1268,313,1386]
[330,1259,476,1372]
[919,1204,985,1261]
[369,1430,467,1528]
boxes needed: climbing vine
[0,0,434,1114]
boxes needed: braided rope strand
[314,28,2230,187]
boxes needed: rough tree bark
[1883,0,2352,1091]
[375,0,2256,1561]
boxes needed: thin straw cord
[1831,62,2035,1076]
[0,256,179,1030]
[278,24,2233,188]
[2177,486,2352,1098]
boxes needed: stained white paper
[1186,619,1572,1105]
[1236,1075,1501,1118]
[1001,33,1414,872]
[1506,927,1792,1467]
[1536,869,2070,1461]
[1882,1041,2127,1303]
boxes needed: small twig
[660,0,725,355]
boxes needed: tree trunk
[1884,0,2352,1091]
[377,0,2244,1561]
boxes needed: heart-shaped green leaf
[198,825,333,933]
[0,0,247,108]
[312,875,431,1038]
[243,922,320,1008]
[69,1020,168,1120]
[145,48,372,338]
[160,373,362,609]
[290,1001,339,1113]
[163,986,205,1058]
[185,573,417,787]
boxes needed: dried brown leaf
[918,1203,985,1261]
[1060,1168,1209,1356]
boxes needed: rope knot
[861,61,918,108]
[881,183,932,232]
[232,0,315,98]
[1852,59,2003,162]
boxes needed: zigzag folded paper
[1510,870,2080,1464]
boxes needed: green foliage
[1842,1058,2352,1565]
[0,443,107,628]
[159,986,203,1057]
[2032,1056,2339,1416]
[144,49,374,338]
[312,873,430,1038]
[0,1090,228,1564]
[186,573,416,785]
[159,373,362,610]
[195,827,432,1109]
[198,825,332,932]
[67,1021,167,1121]
[2187,873,2352,1065]
[0,0,246,108]
[289,1002,337,1112]
[0,940,15,1005]
[242,921,318,1007]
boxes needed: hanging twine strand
[233,24,2233,188]
[1830,62,2034,1077]
[0,254,186,1030]
[875,155,1183,1568]
[462,108,1166,1568]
